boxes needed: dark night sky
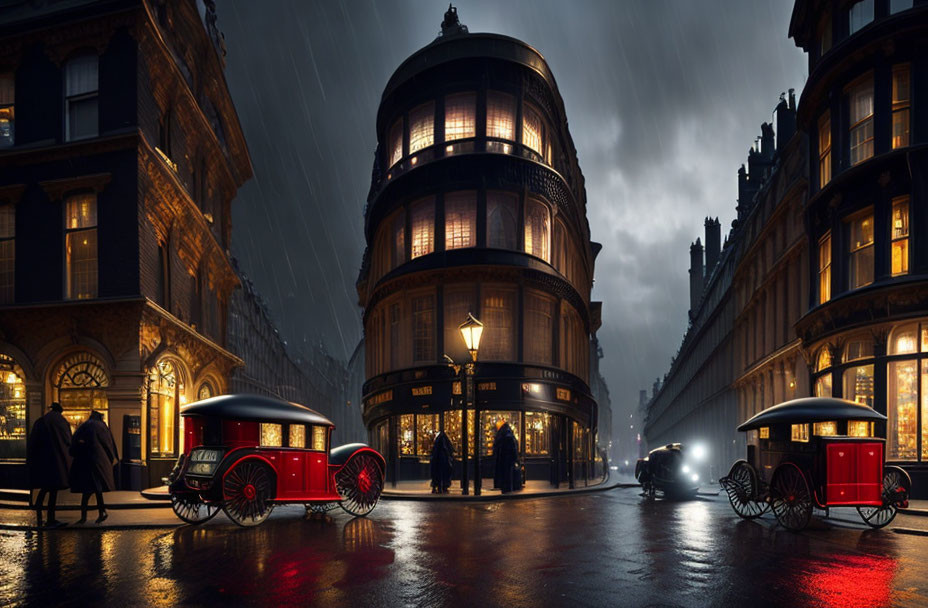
[219,1,807,441]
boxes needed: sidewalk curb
[0,521,181,532]
[381,480,634,502]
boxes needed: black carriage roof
[180,394,334,427]
[737,397,886,432]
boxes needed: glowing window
[759,427,769,439]
[818,232,831,304]
[848,78,874,165]
[312,425,326,451]
[289,424,305,448]
[524,199,550,262]
[65,193,98,300]
[892,66,910,149]
[522,103,544,156]
[260,423,282,447]
[816,347,833,372]
[487,91,515,140]
[487,191,518,250]
[388,119,403,166]
[525,412,550,455]
[818,113,831,188]
[481,411,520,457]
[848,212,874,289]
[791,424,809,443]
[844,365,874,407]
[410,198,434,259]
[444,92,475,142]
[0,71,12,147]
[844,337,874,362]
[848,420,873,438]
[888,360,917,460]
[408,102,434,153]
[399,414,414,456]
[0,354,27,456]
[891,197,909,276]
[815,374,833,397]
[444,409,474,457]
[444,191,476,250]
[890,324,918,355]
[813,421,837,436]
[416,414,439,457]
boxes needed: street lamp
[458,313,483,362]
[458,313,484,495]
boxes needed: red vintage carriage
[166,394,385,527]
[720,397,911,531]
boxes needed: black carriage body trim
[737,397,886,432]
[181,393,334,427]
[329,444,385,470]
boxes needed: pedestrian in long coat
[493,422,520,493]
[69,410,118,524]
[27,402,72,527]
[429,430,454,493]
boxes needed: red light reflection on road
[795,553,896,608]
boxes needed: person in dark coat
[429,430,454,494]
[27,402,72,527]
[493,421,520,493]
[69,410,118,524]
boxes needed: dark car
[635,443,703,499]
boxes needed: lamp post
[458,313,483,495]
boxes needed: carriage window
[813,421,837,436]
[791,424,809,443]
[312,426,326,451]
[758,427,769,439]
[260,423,282,447]
[848,420,874,437]
[289,424,305,448]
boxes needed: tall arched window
[149,358,185,457]
[64,52,99,141]
[524,198,550,262]
[54,351,109,432]
[487,191,517,250]
[0,354,26,458]
[197,381,215,401]
[813,346,833,397]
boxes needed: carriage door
[281,424,306,497]
[305,425,328,495]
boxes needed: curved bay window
[486,91,515,153]
[416,413,439,456]
[522,103,546,161]
[53,352,109,432]
[408,102,434,154]
[814,347,833,397]
[444,409,474,458]
[480,411,520,457]
[842,335,874,406]
[0,354,26,459]
[887,323,927,461]
[444,191,476,250]
[524,198,550,262]
[149,359,184,457]
[410,197,434,259]
[848,77,874,166]
[444,93,475,142]
[487,191,518,250]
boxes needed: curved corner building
[790,1,928,488]
[358,10,603,488]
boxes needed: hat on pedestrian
[49,402,62,413]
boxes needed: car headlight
[691,445,706,461]
[691,474,699,483]
[682,464,690,474]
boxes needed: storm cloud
[220,1,807,441]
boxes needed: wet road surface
[1,488,927,607]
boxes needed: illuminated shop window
[573,422,589,459]
[759,427,769,439]
[813,421,837,436]
[892,66,910,149]
[0,204,14,304]
[818,232,831,304]
[791,424,809,443]
[408,102,434,153]
[848,420,873,438]
[891,197,909,276]
[818,113,831,188]
[486,91,515,141]
[64,53,98,141]
[524,412,550,455]
[0,72,12,147]
[848,78,873,165]
[922,361,928,460]
[416,413,439,457]
[412,293,435,363]
[0,355,26,459]
[312,425,326,451]
[814,375,833,398]
[486,191,518,250]
[149,359,183,456]
[481,411,520,457]
[289,424,305,448]
[524,290,554,365]
[410,198,434,259]
[389,119,403,167]
[848,213,874,289]
[522,103,545,157]
[891,324,918,356]
[54,352,108,433]
[888,360,917,461]
[444,409,474,457]
[444,191,476,250]
[65,193,98,300]
[444,92,475,142]
[844,365,874,407]
[481,287,516,361]
[399,414,415,456]
[260,423,282,447]
[848,0,873,35]
[524,198,550,262]
[443,287,475,364]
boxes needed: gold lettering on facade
[477,382,496,391]
[556,387,571,401]
[412,386,433,396]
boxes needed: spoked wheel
[722,461,769,519]
[770,463,813,531]
[222,461,275,527]
[858,466,911,529]
[171,492,220,525]
[336,453,384,517]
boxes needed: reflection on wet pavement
[1,491,926,607]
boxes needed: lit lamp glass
[458,313,483,361]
